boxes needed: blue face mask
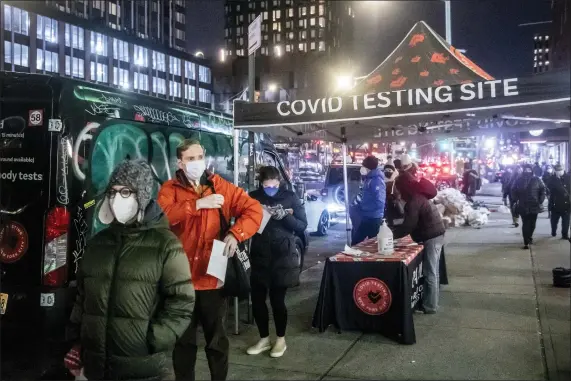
[263,186,279,197]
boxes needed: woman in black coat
[511,164,546,249]
[246,166,307,358]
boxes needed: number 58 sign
[28,109,44,127]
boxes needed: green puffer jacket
[67,201,195,380]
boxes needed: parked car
[304,164,362,235]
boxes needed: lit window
[175,29,185,40]
[65,56,85,78]
[199,65,211,83]
[90,32,108,55]
[310,29,316,38]
[288,32,294,40]
[170,56,181,76]
[176,12,185,24]
[285,44,292,52]
[9,42,29,67]
[288,8,294,17]
[236,4,241,12]
[3,5,30,36]
[110,3,117,15]
[113,39,129,62]
[534,56,537,61]
[298,19,307,28]
[298,42,306,52]
[539,36,543,40]
[153,77,166,95]
[318,41,325,51]
[273,0,280,6]
[534,36,538,40]
[36,49,58,72]
[546,48,549,52]
[545,36,549,40]
[65,24,85,50]
[539,62,543,65]
[310,5,315,14]
[534,62,537,68]
[300,7,307,16]
[545,61,550,65]
[300,30,307,39]
[199,88,211,103]
[273,10,281,20]
[319,17,325,27]
[274,45,282,56]
[37,16,58,43]
[264,11,269,20]
[152,51,166,71]
[4,41,11,63]
[274,34,281,42]
[184,84,196,101]
[273,22,281,31]
[310,18,316,26]
[134,72,149,91]
[90,62,108,83]
[319,4,324,15]
[261,1,267,9]
[134,45,149,67]
[286,20,292,29]
[170,81,182,98]
[113,67,130,88]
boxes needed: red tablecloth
[329,236,423,265]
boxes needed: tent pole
[341,127,352,246]
[233,129,239,186]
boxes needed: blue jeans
[422,235,444,313]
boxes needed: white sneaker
[246,337,271,355]
[270,338,287,358]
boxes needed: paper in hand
[207,240,228,287]
[257,207,272,234]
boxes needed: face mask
[547,168,554,173]
[556,170,564,177]
[360,167,369,176]
[110,195,138,224]
[185,160,206,181]
[263,186,279,197]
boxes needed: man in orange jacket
[158,139,262,381]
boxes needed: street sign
[28,109,43,127]
[48,119,63,132]
[248,15,262,56]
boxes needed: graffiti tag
[57,137,70,205]
[133,105,179,125]
[72,207,89,273]
[86,94,124,117]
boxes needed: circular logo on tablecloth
[353,277,392,315]
[0,222,29,263]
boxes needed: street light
[268,83,278,92]
[336,75,353,90]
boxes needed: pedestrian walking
[393,172,446,314]
[158,139,263,381]
[461,162,480,202]
[533,161,543,177]
[65,159,195,381]
[506,165,522,227]
[501,166,513,205]
[511,164,546,249]
[351,155,386,245]
[546,164,570,239]
[246,166,307,358]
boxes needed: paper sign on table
[257,208,272,234]
[207,239,228,286]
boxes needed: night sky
[186,0,553,78]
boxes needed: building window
[237,49,245,56]
[199,88,211,103]
[65,56,85,78]
[36,49,58,72]
[273,10,281,20]
[90,32,108,55]
[319,17,325,27]
[90,62,108,83]
[300,7,307,16]
[310,41,316,50]
[310,29,316,38]
[93,0,105,10]
[288,8,294,17]
[273,22,281,31]
[274,34,282,43]
[261,1,267,9]
[175,29,185,40]
[153,51,166,71]
[134,45,149,67]
[3,5,30,36]
[134,72,149,91]
[6,42,29,67]
[300,30,307,40]
[175,11,185,24]
[319,4,325,15]
[310,18,316,26]
[199,65,211,83]
[286,20,293,29]
[298,42,306,52]
[319,41,325,51]
[4,41,11,63]
[37,15,58,43]
[110,3,118,15]
[298,19,307,28]
[170,81,182,98]
[153,77,166,95]
[113,67,129,88]
[261,46,269,55]
[113,39,129,62]
[273,0,280,6]
[263,11,269,20]
[310,5,316,14]
[65,24,85,50]
[185,61,196,79]
[184,84,196,101]
[169,56,181,76]
[285,44,292,52]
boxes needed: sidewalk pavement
[194,212,569,380]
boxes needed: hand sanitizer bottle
[377,219,394,255]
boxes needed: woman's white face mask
[185,160,206,181]
[110,195,139,224]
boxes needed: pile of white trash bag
[433,188,490,228]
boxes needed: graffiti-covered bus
[0,72,306,373]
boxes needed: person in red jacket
[158,139,263,381]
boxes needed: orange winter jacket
[158,171,263,290]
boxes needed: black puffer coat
[547,173,571,212]
[511,173,546,215]
[249,186,307,288]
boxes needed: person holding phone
[246,166,307,358]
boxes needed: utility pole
[444,0,452,44]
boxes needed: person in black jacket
[393,172,446,314]
[511,164,546,249]
[461,162,480,202]
[506,165,523,227]
[547,164,570,239]
[246,166,307,358]
[501,166,513,205]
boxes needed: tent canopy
[234,21,570,144]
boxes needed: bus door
[0,78,58,328]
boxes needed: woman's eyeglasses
[108,188,137,198]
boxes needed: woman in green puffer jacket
[66,160,195,380]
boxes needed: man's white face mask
[556,170,564,177]
[185,160,206,181]
[110,194,139,224]
[360,167,369,176]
